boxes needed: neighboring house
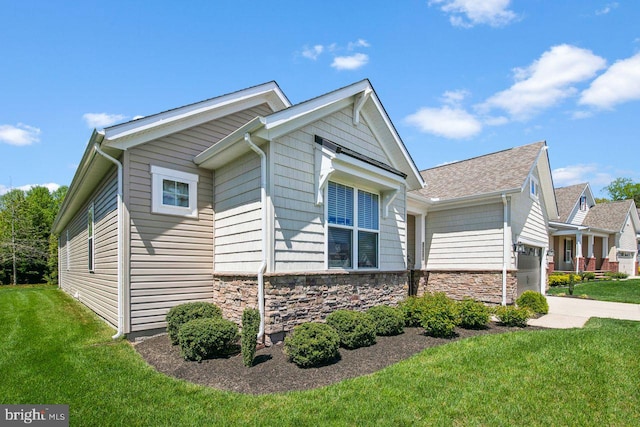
[407,142,558,305]
[52,80,425,342]
[550,183,639,276]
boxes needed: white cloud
[552,164,612,188]
[82,113,127,128]
[579,53,640,109]
[0,123,41,146]
[302,44,324,60]
[596,2,618,15]
[347,39,370,50]
[429,0,517,28]
[0,182,61,196]
[480,44,607,120]
[441,89,470,106]
[405,106,482,139]
[331,53,369,71]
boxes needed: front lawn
[2,285,640,426]
[547,278,640,304]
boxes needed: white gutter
[501,194,508,306]
[244,133,267,342]
[94,143,125,340]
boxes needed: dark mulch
[134,323,541,395]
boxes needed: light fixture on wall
[547,249,555,257]
[513,242,526,253]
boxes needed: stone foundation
[213,271,410,342]
[419,270,517,305]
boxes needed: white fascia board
[255,97,354,141]
[419,188,522,212]
[102,83,288,150]
[194,117,266,169]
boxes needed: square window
[151,165,199,218]
[328,227,352,268]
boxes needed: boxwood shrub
[326,309,377,349]
[177,317,239,362]
[241,308,261,367]
[366,305,405,336]
[516,291,549,315]
[398,296,429,327]
[284,322,340,368]
[166,302,223,345]
[458,298,490,329]
[420,292,460,338]
[494,306,531,328]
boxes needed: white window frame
[150,165,199,218]
[580,195,587,211]
[326,180,380,270]
[66,229,70,271]
[564,238,573,263]
[529,176,540,200]
[88,203,95,272]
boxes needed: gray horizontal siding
[59,171,119,327]
[127,104,273,332]
[426,203,505,270]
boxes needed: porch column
[586,235,596,271]
[575,231,583,273]
[415,213,426,269]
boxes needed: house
[550,183,639,276]
[52,80,425,342]
[406,142,558,305]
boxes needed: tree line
[0,186,67,285]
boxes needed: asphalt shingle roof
[414,142,545,201]
[554,183,588,223]
[583,199,634,232]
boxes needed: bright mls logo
[2,405,68,426]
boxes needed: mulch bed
[134,322,542,395]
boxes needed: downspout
[244,133,267,342]
[94,143,124,340]
[501,194,508,306]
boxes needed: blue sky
[1,0,639,198]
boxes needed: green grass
[2,285,640,426]
[548,278,640,304]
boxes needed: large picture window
[327,181,379,269]
[151,165,199,218]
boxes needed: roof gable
[584,199,639,233]
[554,183,594,223]
[102,81,291,150]
[194,80,425,190]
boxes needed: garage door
[517,246,541,296]
[618,251,635,276]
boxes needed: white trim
[150,165,199,218]
[88,203,95,272]
[65,229,70,271]
[529,175,540,201]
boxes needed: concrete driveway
[528,296,640,328]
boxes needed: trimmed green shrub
[326,310,377,349]
[166,302,223,345]
[284,322,340,368]
[580,272,596,281]
[420,292,460,338]
[458,298,490,329]
[516,291,549,315]
[178,317,239,362]
[604,271,629,280]
[494,306,531,328]
[548,273,581,287]
[398,296,429,327]
[366,305,405,336]
[241,308,260,367]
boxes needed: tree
[603,178,640,205]
[0,185,67,285]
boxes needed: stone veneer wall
[213,271,409,342]
[419,270,517,305]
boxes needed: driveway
[528,296,640,328]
